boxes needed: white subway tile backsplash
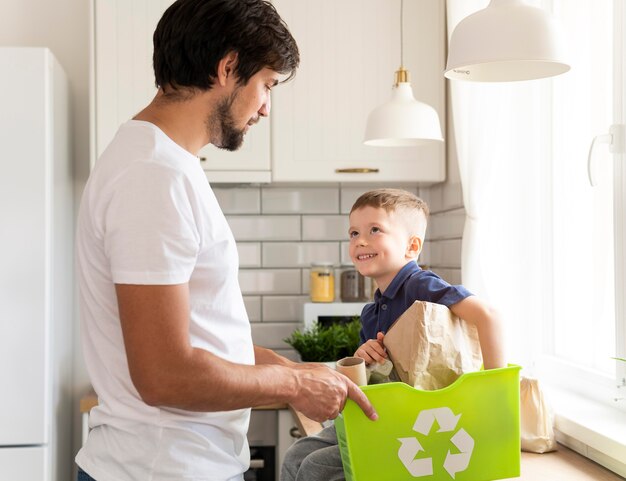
[419,244,431,266]
[261,187,339,214]
[213,187,260,214]
[239,269,302,295]
[262,296,308,322]
[302,215,349,241]
[237,242,261,267]
[430,268,462,285]
[243,296,261,322]
[428,208,466,240]
[340,186,372,214]
[426,239,463,268]
[340,241,353,266]
[251,322,301,350]
[262,242,340,268]
[227,215,301,241]
[443,182,464,210]
[340,185,419,214]
[301,269,310,296]
[426,182,464,213]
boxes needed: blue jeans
[77,468,96,481]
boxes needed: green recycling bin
[335,364,521,481]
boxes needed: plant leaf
[283,318,362,362]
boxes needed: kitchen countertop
[507,447,625,481]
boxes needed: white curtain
[447,0,551,367]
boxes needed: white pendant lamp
[445,0,570,82]
[364,0,443,146]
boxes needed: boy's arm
[449,296,506,369]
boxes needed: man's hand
[288,363,378,422]
[354,332,387,365]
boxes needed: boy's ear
[406,235,423,259]
[216,51,239,87]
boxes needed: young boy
[280,189,505,481]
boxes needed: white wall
[0,0,90,180]
[0,0,91,475]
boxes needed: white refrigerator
[0,47,73,481]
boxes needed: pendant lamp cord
[400,0,404,68]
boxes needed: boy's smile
[348,206,421,293]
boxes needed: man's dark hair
[153,0,299,92]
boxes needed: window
[538,0,626,410]
[447,0,625,414]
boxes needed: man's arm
[254,345,296,367]
[115,283,377,422]
[449,295,506,370]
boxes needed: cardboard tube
[336,356,367,386]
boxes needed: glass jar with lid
[340,268,367,302]
[310,262,335,302]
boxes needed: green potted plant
[284,318,361,365]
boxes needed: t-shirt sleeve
[104,162,200,285]
[411,270,473,307]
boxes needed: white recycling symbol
[397,407,474,479]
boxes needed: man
[75,1,376,480]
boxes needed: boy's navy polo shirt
[359,261,473,344]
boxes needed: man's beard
[211,90,245,151]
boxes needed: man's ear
[406,235,423,259]
[216,51,239,87]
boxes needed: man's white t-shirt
[75,120,255,481]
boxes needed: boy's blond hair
[350,189,429,239]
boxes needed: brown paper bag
[384,300,483,390]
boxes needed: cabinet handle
[335,168,379,174]
[199,156,207,162]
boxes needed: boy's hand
[355,332,387,365]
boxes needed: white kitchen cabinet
[90,0,271,182]
[271,0,446,184]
